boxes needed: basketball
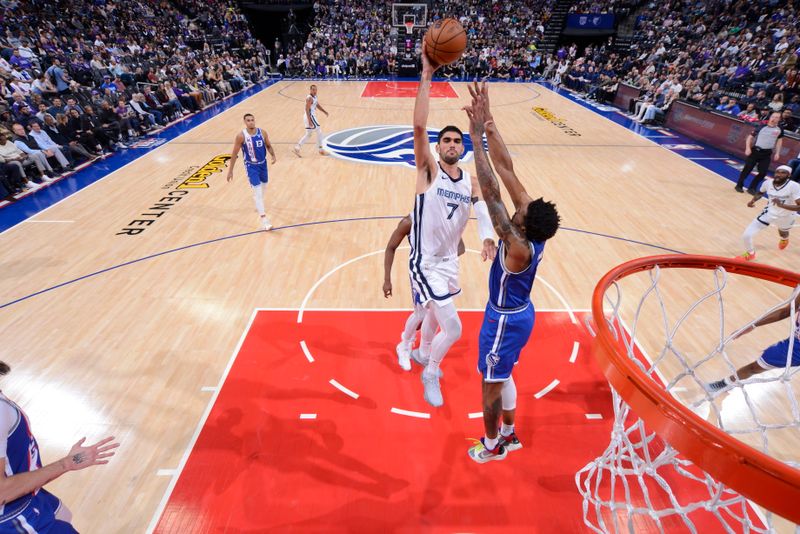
[424,18,467,66]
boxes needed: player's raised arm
[469,82,531,210]
[413,41,439,192]
[226,132,244,182]
[465,93,531,272]
[383,216,412,298]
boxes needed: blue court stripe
[0,215,685,311]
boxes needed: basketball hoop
[404,21,414,35]
[580,254,800,532]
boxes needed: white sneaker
[410,349,443,377]
[396,341,412,371]
[41,175,54,183]
[292,147,301,158]
[261,217,273,231]
[421,369,443,407]
[25,181,40,189]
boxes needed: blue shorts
[758,338,800,369]
[245,163,268,187]
[477,303,535,382]
[0,489,77,534]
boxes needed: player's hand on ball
[420,41,440,76]
[481,239,497,262]
[383,281,392,298]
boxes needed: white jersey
[303,94,319,129]
[410,164,473,259]
[759,178,800,218]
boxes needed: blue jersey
[0,393,42,520]
[241,128,267,165]
[487,239,545,312]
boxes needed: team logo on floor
[322,125,484,168]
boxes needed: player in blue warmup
[227,113,277,230]
[706,292,800,393]
[0,361,118,532]
[464,82,560,463]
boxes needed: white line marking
[156,469,176,476]
[468,412,483,419]
[299,340,315,362]
[391,407,431,419]
[146,309,259,534]
[200,386,216,392]
[688,157,728,160]
[569,341,580,363]
[299,413,317,419]
[298,248,390,322]
[21,220,75,224]
[329,379,359,399]
[534,379,560,399]
[585,414,603,420]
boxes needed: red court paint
[153,310,751,533]
[361,81,458,98]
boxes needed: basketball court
[1,79,798,532]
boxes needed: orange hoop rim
[592,254,800,522]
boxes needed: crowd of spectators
[550,0,799,131]
[278,0,554,81]
[0,0,270,200]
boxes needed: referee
[735,111,785,194]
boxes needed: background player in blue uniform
[464,83,560,463]
[0,361,118,532]
[706,292,800,393]
[226,113,277,230]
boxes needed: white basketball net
[577,264,800,533]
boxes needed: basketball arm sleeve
[473,200,495,242]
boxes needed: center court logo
[322,125,485,168]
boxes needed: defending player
[226,113,277,230]
[464,82,560,463]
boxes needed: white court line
[299,340,315,362]
[534,379,560,399]
[21,220,75,224]
[145,309,259,534]
[391,407,431,419]
[156,469,176,476]
[299,414,317,420]
[329,379,359,399]
[468,412,483,419]
[569,341,580,363]
[585,414,603,420]
[688,157,728,160]
[200,386,216,392]
[265,307,590,313]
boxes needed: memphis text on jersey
[117,155,231,236]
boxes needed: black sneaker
[747,188,758,195]
[734,185,744,193]
[498,432,522,452]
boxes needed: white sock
[500,423,515,437]
[484,436,499,450]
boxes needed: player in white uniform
[738,165,800,261]
[383,216,464,371]
[293,84,329,157]
[409,42,497,407]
